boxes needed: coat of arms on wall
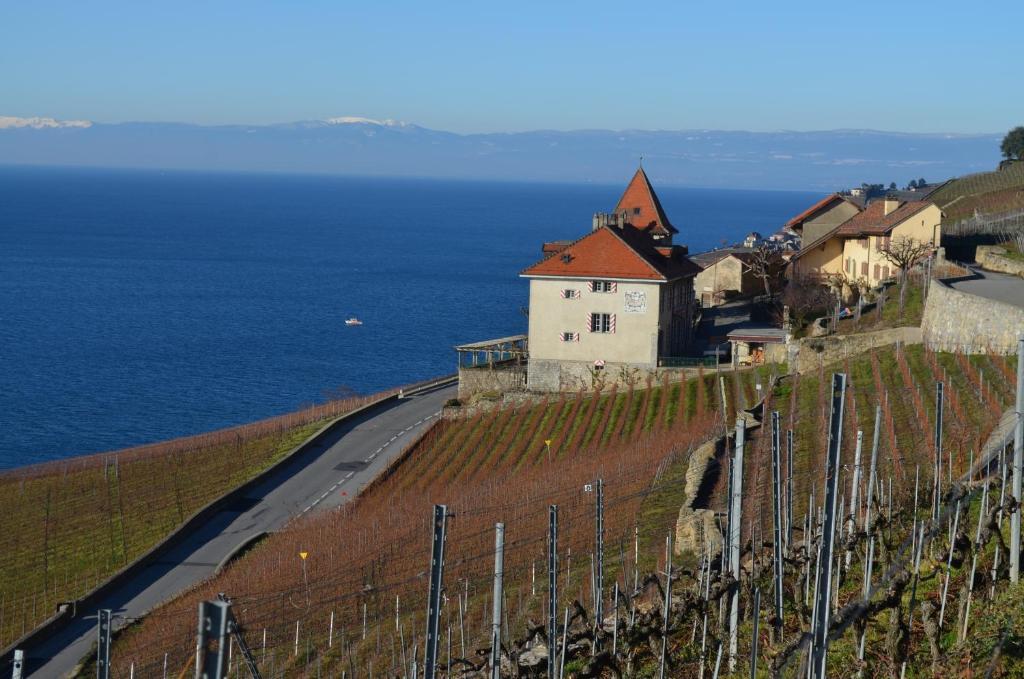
[623,290,647,313]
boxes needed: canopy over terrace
[455,334,528,369]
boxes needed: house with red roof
[789,197,942,284]
[785,193,864,247]
[520,169,698,391]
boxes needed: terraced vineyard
[931,160,1024,221]
[0,389,396,649]
[738,345,1015,542]
[97,367,790,677]
[77,350,1024,677]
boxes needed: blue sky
[2,0,1022,133]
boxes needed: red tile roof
[785,193,863,228]
[789,198,935,261]
[614,167,678,236]
[520,225,697,281]
[834,199,933,237]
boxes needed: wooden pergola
[455,334,528,370]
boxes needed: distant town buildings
[520,168,698,391]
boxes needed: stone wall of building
[977,245,1024,278]
[788,326,923,373]
[527,358,714,392]
[528,358,656,392]
[921,278,1024,354]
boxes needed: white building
[521,169,698,391]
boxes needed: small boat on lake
[345,317,363,326]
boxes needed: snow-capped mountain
[323,116,411,128]
[0,114,1003,190]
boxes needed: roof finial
[639,154,644,168]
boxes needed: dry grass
[0,382,425,648]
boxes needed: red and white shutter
[588,281,595,293]
[610,282,618,293]
[574,332,580,342]
[573,289,581,299]
[609,314,617,333]
[587,313,594,332]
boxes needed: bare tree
[781,275,835,332]
[748,244,783,298]
[877,236,933,314]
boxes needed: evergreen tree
[1001,126,1024,160]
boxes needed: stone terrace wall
[921,278,1024,354]
[788,326,922,374]
[457,364,527,400]
[977,245,1024,278]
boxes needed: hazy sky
[3,0,1022,133]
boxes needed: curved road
[23,382,456,677]
[948,267,1024,309]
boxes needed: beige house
[789,198,942,284]
[692,249,761,306]
[786,193,864,247]
[521,169,698,391]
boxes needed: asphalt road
[948,267,1024,309]
[23,382,455,678]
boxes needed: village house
[520,169,698,391]
[788,197,943,283]
[691,248,760,307]
[785,193,865,247]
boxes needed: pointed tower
[613,167,678,243]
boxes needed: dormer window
[633,207,642,215]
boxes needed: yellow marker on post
[299,552,308,560]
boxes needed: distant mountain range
[0,115,1005,191]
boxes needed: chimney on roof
[593,212,626,231]
[883,198,900,216]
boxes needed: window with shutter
[589,313,612,333]
[861,261,868,276]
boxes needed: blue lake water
[0,166,821,467]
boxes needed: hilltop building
[789,197,942,283]
[520,169,698,391]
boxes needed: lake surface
[0,166,821,467]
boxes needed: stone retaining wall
[674,437,723,557]
[457,364,527,400]
[921,278,1024,354]
[788,326,922,374]
[977,245,1024,278]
